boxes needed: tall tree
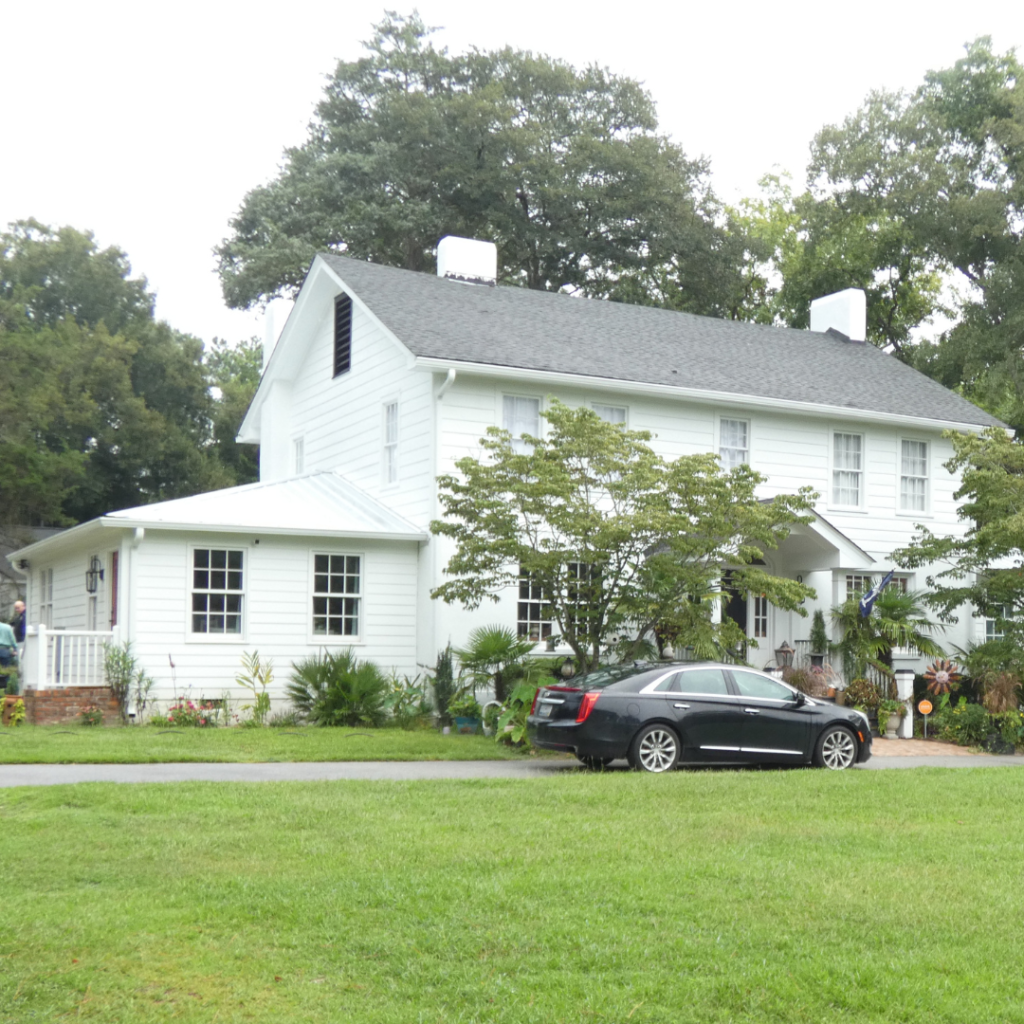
[764,40,1023,423]
[217,12,737,312]
[431,401,814,670]
[0,222,257,526]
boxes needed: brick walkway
[872,737,1007,757]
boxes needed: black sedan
[527,661,872,772]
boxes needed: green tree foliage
[0,221,260,526]
[431,401,816,670]
[893,427,1024,665]
[743,40,1023,424]
[216,12,739,313]
[205,337,262,485]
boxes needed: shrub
[496,680,540,747]
[981,671,1021,714]
[447,694,483,720]
[385,673,433,729]
[432,645,456,726]
[103,641,155,724]
[156,699,221,728]
[844,677,881,710]
[938,697,989,747]
[2,669,19,696]
[287,649,389,727]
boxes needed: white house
[14,237,1004,714]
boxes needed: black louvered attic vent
[333,293,352,377]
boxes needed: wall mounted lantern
[85,555,104,594]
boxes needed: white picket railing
[23,625,114,689]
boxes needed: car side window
[672,669,729,695]
[731,670,794,701]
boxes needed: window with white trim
[752,594,768,638]
[383,401,398,484]
[720,418,749,471]
[503,395,540,455]
[986,607,1011,642]
[191,549,244,634]
[592,403,627,425]
[832,432,863,506]
[40,568,53,627]
[845,574,908,600]
[517,568,552,642]
[312,554,361,638]
[293,437,304,475]
[900,439,928,512]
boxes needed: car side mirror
[791,691,806,707]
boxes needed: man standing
[11,600,26,661]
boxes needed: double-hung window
[900,440,928,512]
[719,418,749,471]
[383,402,398,485]
[39,568,53,627]
[517,568,552,642]
[191,549,243,634]
[592,403,626,426]
[752,594,768,638]
[832,432,863,507]
[313,554,361,638]
[503,396,540,454]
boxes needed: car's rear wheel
[629,724,680,773]
[815,725,858,770]
[576,754,613,769]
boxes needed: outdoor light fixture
[85,555,104,594]
[774,641,796,668]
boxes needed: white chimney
[810,288,867,342]
[436,236,497,285]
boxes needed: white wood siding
[269,301,436,527]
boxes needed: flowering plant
[79,705,103,727]
[155,698,221,728]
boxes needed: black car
[527,661,872,772]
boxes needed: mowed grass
[0,724,531,763]
[3,769,1024,1023]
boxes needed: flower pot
[810,653,825,668]
[885,713,901,739]
[2,695,25,726]
[835,690,846,706]
[454,716,480,735]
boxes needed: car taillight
[576,691,600,723]
[530,688,541,714]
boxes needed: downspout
[435,367,457,401]
[124,527,144,643]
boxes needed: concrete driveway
[1,739,1020,787]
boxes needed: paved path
[2,743,1022,787]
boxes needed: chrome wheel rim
[822,730,856,770]
[638,729,678,772]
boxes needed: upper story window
[900,439,928,512]
[592,403,626,425]
[333,294,352,377]
[39,568,53,627]
[719,418,749,471]
[845,574,907,601]
[312,554,361,639]
[503,395,540,455]
[192,549,243,635]
[832,432,863,507]
[383,402,398,485]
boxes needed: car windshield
[577,663,654,691]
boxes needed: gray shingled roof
[320,253,1001,428]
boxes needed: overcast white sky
[1,0,1019,348]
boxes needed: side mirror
[791,691,806,707]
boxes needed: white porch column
[894,669,915,739]
[33,624,48,690]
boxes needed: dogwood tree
[431,401,816,670]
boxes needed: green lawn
[3,768,1024,1022]
[0,724,532,763]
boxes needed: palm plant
[287,648,389,727]
[454,625,536,704]
[832,587,944,690]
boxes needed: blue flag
[859,570,895,618]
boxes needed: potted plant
[878,698,907,739]
[447,693,483,734]
[808,610,830,669]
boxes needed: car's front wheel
[629,724,680,773]
[815,725,858,770]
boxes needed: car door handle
[743,708,761,715]
[673,703,690,709]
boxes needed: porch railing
[23,625,114,689]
